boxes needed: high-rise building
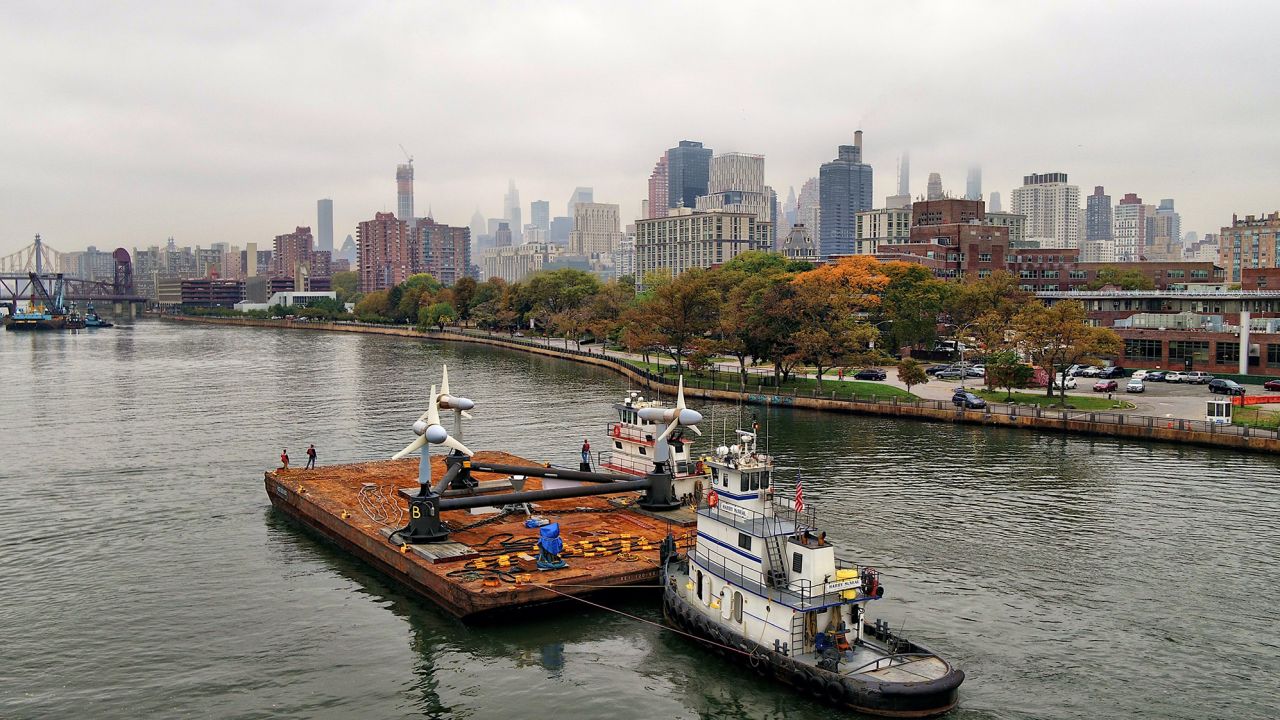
[1220,212,1280,283]
[666,140,712,210]
[615,226,637,280]
[1147,199,1183,261]
[1112,193,1152,262]
[569,203,624,257]
[926,173,944,201]
[494,222,513,248]
[481,242,561,282]
[1011,172,1081,249]
[530,200,550,231]
[1085,186,1113,241]
[316,199,334,252]
[272,226,313,278]
[796,177,821,242]
[338,234,357,266]
[470,209,487,240]
[988,192,1003,213]
[357,212,411,292]
[647,154,669,219]
[414,218,471,286]
[635,208,772,282]
[784,186,798,230]
[396,162,414,222]
[695,152,771,223]
[549,217,573,244]
[886,153,911,209]
[817,131,874,258]
[965,166,982,201]
[504,180,522,245]
[984,212,1028,246]
[567,187,593,217]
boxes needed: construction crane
[399,144,413,166]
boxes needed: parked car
[1125,379,1145,393]
[1264,379,1280,391]
[1064,364,1084,377]
[1145,370,1167,382]
[1093,379,1118,392]
[1078,366,1102,377]
[925,364,951,376]
[853,368,887,381]
[966,366,985,378]
[1130,369,1149,381]
[1052,375,1078,390]
[937,367,967,379]
[1185,371,1214,385]
[1208,379,1246,396]
[1164,371,1187,383]
[953,391,987,409]
[1097,366,1126,379]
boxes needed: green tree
[330,271,358,304]
[985,350,1034,400]
[897,358,928,395]
[451,276,478,321]
[419,301,457,331]
[638,269,719,374]
[1013,300,1124,402]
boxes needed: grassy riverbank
[971,389,1134,410]
[622,359,917,400]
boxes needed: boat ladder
[763,534,789,589]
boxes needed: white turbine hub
[413,419,429,436]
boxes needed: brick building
[1218,211,1280,283]
[414,218,471,286]
[272,226,313,278]
[358,212,412,293]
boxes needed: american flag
[794,472,805,513]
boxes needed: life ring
[695,460,705,474]
[707,490,719,508]
[612,425,621,438]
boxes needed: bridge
[1,235,147,314]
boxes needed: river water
[2,320,1277,719]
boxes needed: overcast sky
[2,0,1277,258]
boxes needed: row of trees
[214,253,1122,401]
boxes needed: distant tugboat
[661,429,964,717]
[82,302,114,328]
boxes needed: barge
[265,368,703,619]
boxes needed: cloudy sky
[2,0,1276,258]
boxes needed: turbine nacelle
[393,384,474,462]
[639,377,702,444]
[438,366,475,419]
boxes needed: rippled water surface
[2,320,1278,719]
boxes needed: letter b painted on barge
[404,494,450,543]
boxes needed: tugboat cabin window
[696,570,703,600]
[737,532,752,551]
[711,467,719,481]
[760,472,769,489]
[732,591,744,623]
[740,473,749,492]
[792,552,803,573]
[614,441,622,449]
[639,447,646,455]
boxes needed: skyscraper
[665,140,712,211]
[647,154,669,219]
[965,166,982,201]
[1147,198,1182,261]
[695,152,770,223]
[530,200,550,231]
[988,192,1003,213]
[504,180,522,245]
[272,226,313,278]
[1112,192,1151,261]
[396,162,414,222]
[414,218,471,286]
[358,212,411,292]
[926,173,944,201]
[1011,172,1081,248]
[1085,186,1113,241]
[567,187,593,217]
[569,203,624,257]
[797,177,821,242]
[886,153,911,209]
[818,131,874,258]
[494,222,513,248]
[316,199,334,252]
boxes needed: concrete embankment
[164,315,1280,455]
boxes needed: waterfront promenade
[163,315,1280,454]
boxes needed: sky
[2,0,1277,258]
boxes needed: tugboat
[595,390,710,506]
[660,429,964,717]
[82,302,114,328]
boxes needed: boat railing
[598,450,700,477]
[690,545,867,611]
[606,422,655,445]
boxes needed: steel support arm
[438,478,652,511]
[464,461,636,484]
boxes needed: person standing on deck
[280,449,289,470]
[581,439,591,466]
[305,444,316,469]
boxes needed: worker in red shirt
[581,439,591,466]
[280,449,290,469]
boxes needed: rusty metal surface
[264,451,695,617]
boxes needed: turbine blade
[658,417,680,442]
[460,410,474,420]
[427,385,442,426]
[676,376,686,411]
[441,435,473,456]
[393,435,427,460]
[441,365,451,397]
[687,425,703,436]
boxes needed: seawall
[162,315,1280,455]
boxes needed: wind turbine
[437,365,475,443]
[393,385,473,490]
[637,377,703,471]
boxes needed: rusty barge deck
[265,451,696,618]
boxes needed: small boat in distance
[82,302,114,328]
[661,428,964,717]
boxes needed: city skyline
[2,1,1277,256]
